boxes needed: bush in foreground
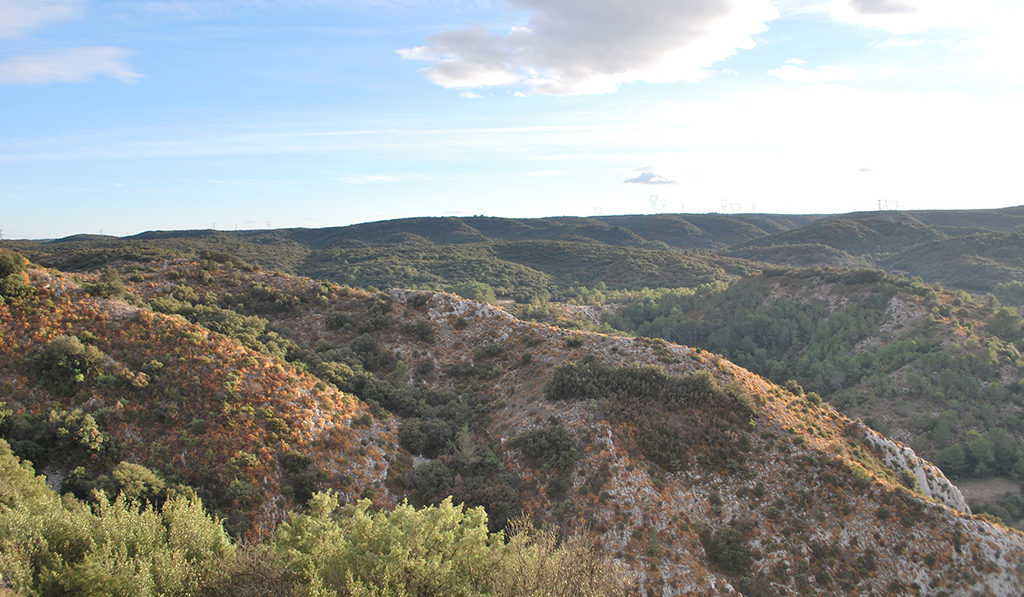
[0,439,633,596]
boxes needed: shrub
[474,342,504,360]
[0,272,31,300]
[701,526,753,578]
[403,320,435,343]
[325,311,351,330]
[783,379,804,396]
[508,420,578,475]
[281,451,317,505]
[0,440,234,596]
[0,442,631,597]
[544,358,604,401]
[409,292,431,308]
[412,459,454,497]
[273,494,498,595]
[452,281,497,304]
[228,478,263,507]
[272,493,633,596]
[416,359,435,376]
[32,336,105,395]
[0,249,27,277]
[900,468,921,493]
[546,360,755,472]
[398,417,454,458]
[111,461,168,505]
[86,267,127,298]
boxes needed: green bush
[272,492,633,596]
[1,405,109,471]
[86,267,127,298]
[544,357,604,401]
[0,272,31,300]
[546,360,755,472]
[111,461,168,505]
[0,249,27,277]
[452,281,497,304]
[398,417,455,458]
[326,311,351,330]
[413,459,454,497]
[403,319,435,343]
[508,420,578,475]
[900,468,921,493]
[32,335,105,395]
[701,526,753,578]
[0,438,632,596]
[0,439,234,596]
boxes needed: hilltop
[7,207,1024,300]
[3,252,1024,594]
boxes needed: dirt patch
[957,476,1021,503]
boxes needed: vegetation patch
[545,357,755,472]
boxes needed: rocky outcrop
[858,421,970,513]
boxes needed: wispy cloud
[399,0,780,95]
[875,36,924,49]
[336,174,403,184]
[767,61,857,83]
[133,0,445,19]
[0,0,84,38]
[829,0,1018,34]
[625,170,676,185]
[767,57,903,83]
[0,46,140,85]
[849,0,916,14]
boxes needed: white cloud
[459,91,483,99]
[399,0,780,95]
[134,0,440,19]
[848,0,916,14]
[0,0,84,38]
[625,170,676,185]
[829,0,1021,34]
[768,61,861,82]
[827,0,1024,82]
[875,36,924,48]
[0,47,140,85]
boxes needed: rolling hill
[3,251,1024,594]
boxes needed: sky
[1,0,1022,239]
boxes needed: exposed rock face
[858,422,971,513]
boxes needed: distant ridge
[7,206,1024,294]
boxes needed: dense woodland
[3,207,1024,594]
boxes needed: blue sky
[1,0,1022,239]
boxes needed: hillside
[7,207,1024,302]
[0,212,824,298]
[724,208,1024,293]
[607,268,1024,521]
[3,252,1024,594]
[0,260,396,537]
